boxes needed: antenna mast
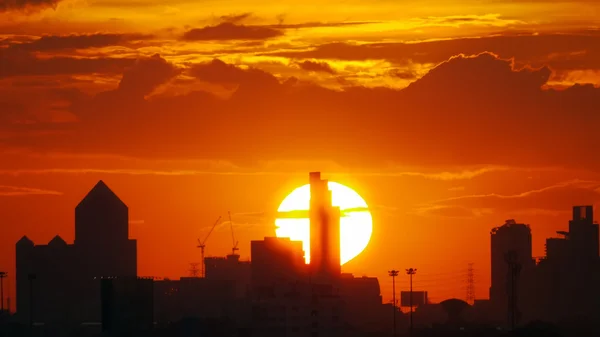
[197,216,221,278]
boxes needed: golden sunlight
[275,182,373,265]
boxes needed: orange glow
[275,182,373,265]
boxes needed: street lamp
[388,270,399,337]
[406,268,417,336]
[0,271,6,313]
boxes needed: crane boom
[197,216,221,277]
[228,211,239,256]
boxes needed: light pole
[0,271,6,313]
[388,270,399,337]
[406,268,417,336]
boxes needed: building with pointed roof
[15,180,137,325]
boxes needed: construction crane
[228,211,239,256]
[197,216,221,278]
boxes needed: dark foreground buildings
[16,180,137,325]
[11,174,392,337]
[488,206,600,326]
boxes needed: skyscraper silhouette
[309,172,341,282]
[75,180,137,278]
[15,180,137,324]
[489,220,534,325]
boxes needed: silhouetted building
[490,206,600,326]
[523,206,600,323]
[489,220,534,325]
[153,277,238,323]
[101,277,153,334]
[250,234,346,337]
[401,291,429,307]
[569,205,599,261]
[309,172,341,282]
[15,181,137,324]
[339,274,389,334]
[251,237,306,290]
[205,254,251,298]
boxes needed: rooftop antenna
[197,216,221,278]
[229,211,239,256]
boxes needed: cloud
[0,49,136,78]
[0,0,62,12]
[116,54,181,97]
[188,59,279,87]
[0,184,62,196]
[413,205,492,218]
[425,180,600,214]
[7,33,153,51]
[266,33,600,76]
[297,60,336,74]
[1,52,600,172]
[182,22,283,41]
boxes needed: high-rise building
[489,220,535,323]
[75,180,137,278]
[568,205,599,261]
[309,172,341,281]
[15,180,137,324]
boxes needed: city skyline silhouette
[2,174,599,337]
[1,0,600,335]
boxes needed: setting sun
[275,182,373,265]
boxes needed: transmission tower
[466,263,475,305]
[189,263,201,277]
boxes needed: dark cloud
[2,53,600,171]
[182,22,283,41]
[117,54,181,97]
[388,68,418,80]
[181,19,375,42]
[8,33,153,51]
[297,60,336,74]
[189,59,279,87]
[219,13,253,24]
[264,21,379,29]
[0,0,62,12]
[0,49,136,78]
[267,33,600,73]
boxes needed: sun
[275,182,373,265]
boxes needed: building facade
[15,180,137,324]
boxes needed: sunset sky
[1,0,600,308]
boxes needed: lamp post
[0,271,6,313]
[388,270,399,337]
[406,268,417,336]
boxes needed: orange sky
[1,0,600,310]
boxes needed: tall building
[15,180,137,324]
[489,220,535,324]
[494,206,600,324]
[309,172,341,282]
[251,237,306,289]
[568,205,599,261]
[75,180,137,278]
